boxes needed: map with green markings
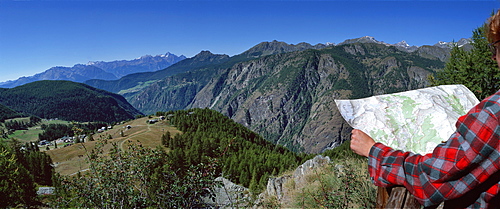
[335,85,479,154]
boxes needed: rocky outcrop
[204,177,252,208]
[262,155,331,204]
[207,155,332,208]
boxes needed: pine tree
[161,131,171,146]
[430,24,500,100]
[0,143,37,207]
[248,171,259,193]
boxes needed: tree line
[2,116,42,137]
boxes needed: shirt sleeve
[368,98,500,207]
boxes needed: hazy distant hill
[0,65,117,88]
[87,52,186,78]
[85,51,232,94]
[0,80,142,123]
[0,52,186,88]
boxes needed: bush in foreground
[51,140,221,208]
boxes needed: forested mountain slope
[164,108,308,192]
[0,80,142,123]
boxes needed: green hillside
[0,80,142,123]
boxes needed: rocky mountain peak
[434,38,472,48]
[394,40,409,48]
[338,36,390,46]
[192,50,230,62]
[160,52,175,58]
[195,50,216,57]
[238,40,328,59]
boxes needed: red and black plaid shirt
[368,90,500,208]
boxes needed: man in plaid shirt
[351,11,500,208]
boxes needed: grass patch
[9,128,43,143]
[46,116,181,176]
[2,118,71,143]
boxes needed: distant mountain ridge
[85,42,328,95]
[337,36,471,49]
[87,52,186,78]
[86,36,463,96]
[237,40,330,58]
[0,52,186,88]
[85,51,230,94]
[120,36,464,107]
[0,65,118,88]
[1,37,467,90]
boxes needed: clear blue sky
[1,0,499,83]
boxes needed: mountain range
[0,36,472,153]
[117,37,457,153]
[0,53,186,88]
[0,37,470,90]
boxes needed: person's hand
[350,129,376,157]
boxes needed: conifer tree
[0,143,37,207]
[430,24,500,100]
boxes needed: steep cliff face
[189,43,444,153]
